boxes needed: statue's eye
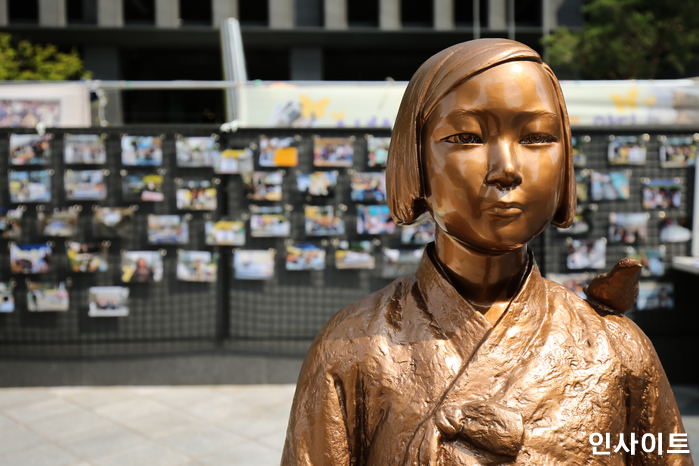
[444,133,483,144]
[520,133,557,145]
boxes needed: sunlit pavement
[0,384,697,466]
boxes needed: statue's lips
[484,202,523,217]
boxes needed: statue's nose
[485,141,522,189]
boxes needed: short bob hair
[386,39,576,229]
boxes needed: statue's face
[422,61,565,253]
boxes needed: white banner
[0,82,91,128]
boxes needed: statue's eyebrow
[444,108,558,119]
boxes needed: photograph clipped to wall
[335,240,375,270]
[566,238,606,270]
[590,171,630,201]
[93,207,134,238]
[286,243,326,271]
[27,281,69,312]
[637,282,674,310]
[659,136,697,168]
[0,282,14,313]
[176,179,217,211]
[242,171,283,202]
[357,205,396,235]
[313,137,353,167]
[659,218,692,243]
[121,250,163,283]
[10,243,51,274]
[259,136,299,168]
[0,207,23,239]
[572,135,590,167]
[176,135,220,167]
[88,286,129,317]
[234,249,275,280]
[576,171,589,203]
[382,248,424,279]
[38,209,79,237]
[214,148,254,174]
[546,273,590,299]
[641,178,681,210]
[121,135,163,166]
[63,134,107,164]
[9,170,52,203]
[67,242,108,273]
[401,220,435,245]
[297,171,338,198]
[148,215,189,245]
[205,220,245,246]
[177,250,218,282]
[64,169,107,201]
[556,209,592,236]
[9,133,52,165]
[608,213,648,244]
[350,172,386,203]
[627,246,665,277]
[250,206,290,238]
[367,135,390,168]
[607,135,647,165]
[122,171,165,202]
[305,205,345,236]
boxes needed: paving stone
[160,424,249,458]
[29,409,115,442]
[202,442,281,466]
[92,442,190,466]
[0,426,49,456]
[119,408,204,439]
[94,397,170,423]
[5,398,84,424]
[57,423,148,459]
[0,443,80,466]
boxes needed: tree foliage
[543,0,699,79]
[0,33,90,81]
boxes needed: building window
[454,0,488,28]
[239,0,268,26]
[67,0,97,25]
[179,0,212,26]
[124,0,156,25]
[401,0,433,28]
[8,0,38,24]
[515,0,542,27]
[348,0,379,28]
[295,0,323,27]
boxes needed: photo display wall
[0,126,695,357]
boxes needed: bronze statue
[282,39,692,465]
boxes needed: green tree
[543,0,699,79]
[0,33,90,81]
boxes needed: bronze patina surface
[281,39,691,465]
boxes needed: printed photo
[93,207,134,238]
[607,136,647,165]
[556,212,591,236]
[176,136,219,167]
[357,205,396,235]
[88,286,129,317]
[659,219,692,243]
[576,172,589,203]
[148,215,189,245]
[297,171,338,197]
[637,282,674,310]
[9,134,52,165]
[351,172,386,203]
[0,282,14,313]
[121,250,163,283]
[259,136,299,167]
[121,136,163,166]
[250,206,291,238]
[572,135,588,167]
[0,99,60,128]
[242,171,283,201]
[10,243,51,274]
[205,220,246,246]
[335,241,375,269]
[214,148,254,174]
[642,179,681,209]
[627,247,665,277]
[566,239,606,270]
[64,169,107,201]
[27,282,69,312]
[122,172,165,202]
[313,137,353,167]
[176,180,217,211]
[367,136,390,168]
[9,170,52,203]
[305,205,345,236]
[177,250,218,282]
[659,137,696,168]
[0,208,22,239]
[37,209,79,237]
[64,134,107,164]
[590,171,630,201]
[286,243,326,271]
[382,248,424,278]
[401,220,435,245]
[608,213,648,244]
[234,249,275,280]
[67,242,108,273]
[546,273,590,299]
